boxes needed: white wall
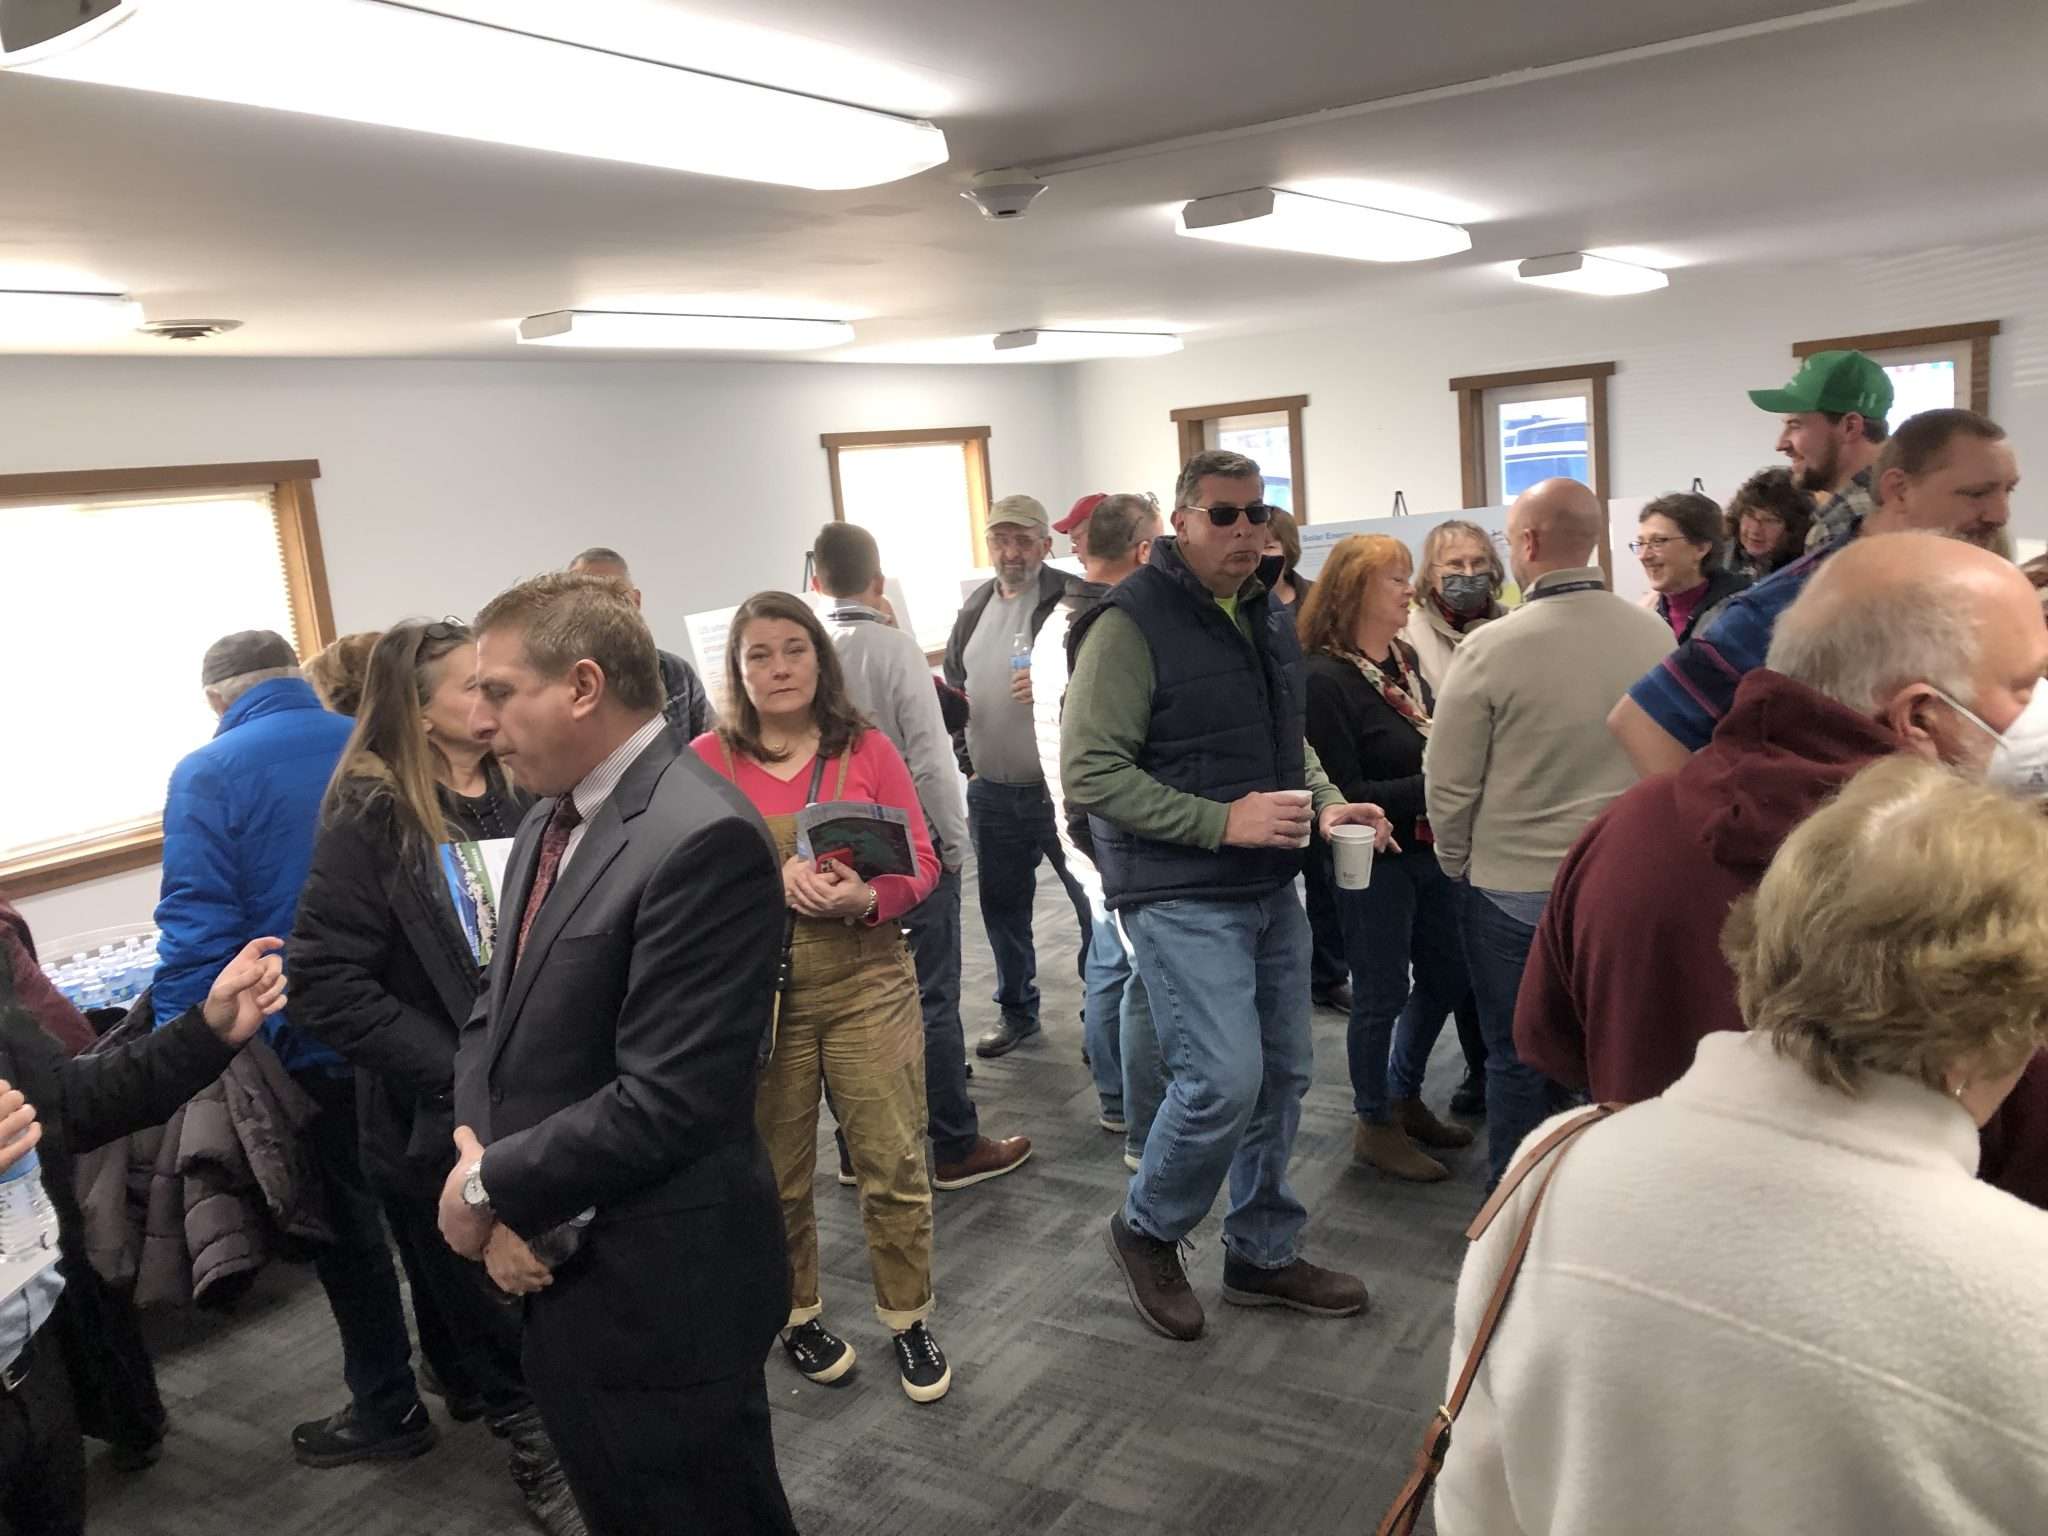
[1070,234,2048,537]
[6,354,1080,945]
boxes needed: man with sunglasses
[151,632,434,1463]
[1064,450,1390,1342]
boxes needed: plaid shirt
[1804,466,1876,552]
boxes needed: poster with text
[1296,507,1523,606]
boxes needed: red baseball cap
[1054,492,1106,535]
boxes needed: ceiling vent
[137,318,243,342]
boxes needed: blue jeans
[1121,953,1164,1164]
[1121,888,1312,1269]
[1462,883,1572,1188]
[1082,907,1168,1136]
[968,777,1092,1028]
[903,865,980,1162]
[1338,851,1469,1124]
[1303,842,1349,992]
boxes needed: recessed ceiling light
[993,329,1183,361]
[0,290,144,339]
[1175,188,1471,263]
[516,310,856,351]
[1515,252,1669,295]
[0,1,948,191]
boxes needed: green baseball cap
[1748,349,1893,421]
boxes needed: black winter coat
[1303,643,1437,851]
[289,772,533,1194]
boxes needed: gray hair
[1765,574,1979,713]
[206,666,301,706]
[1175,450,1262,509]
[1083,493,1164,561]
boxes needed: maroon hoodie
[1516,668,2048,1210]
[0,893,96,1056]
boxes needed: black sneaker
[781,1320,856,1385]
[291,1400,436,1469]
[893,1322,951,1403]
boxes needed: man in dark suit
[437,572,798,1536]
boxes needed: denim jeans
[1121,887,1312,1269]
[1082,906,1168,1138]
[1120,957,1164,1165]
[1461,884,1573,1188]
[968,777,1092,1028]
[1337,850,1470,1123]
[902,865,980,1162]
[296,1070,420,1424]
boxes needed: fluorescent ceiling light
[517,310,855,352]
[1515,252,1669,295]
[0,290,143,339]
[0,1,948,190]
[993,329,1182,361]
[1176,187,1470,263]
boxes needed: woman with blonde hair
[1401,520,1507,695]
[305,630,382,717]
[691,591,948,1403]
[1436,754,2048,1535]
[1300,535,1475,1180]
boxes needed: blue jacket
[151,678,353,1072]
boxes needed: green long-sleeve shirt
[1060,604,1344,849]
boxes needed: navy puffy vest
[1073,537,1307,909]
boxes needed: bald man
[1518,533,2048,1207]
[1423,479,1673,1187]
[567,547,718,740]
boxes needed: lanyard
[1522,578,1606,602]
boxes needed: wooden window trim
[0,461,330,898]
[1449,364,1614,577]
[1168,395,1310,520]
[820,428,993,663]
[1791,320,1999,415]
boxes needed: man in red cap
[1055,494,1107,558]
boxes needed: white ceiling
[1,0,2044,361]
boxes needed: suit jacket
[454,729,791,1388]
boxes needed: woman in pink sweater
[692,591,947,1404]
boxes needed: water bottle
[1010,628,1033,691]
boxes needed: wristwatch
[460,1159,490,1211]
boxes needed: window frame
[0,459,332,897]
[1168,395,1309,519]
[1790,319,1999,415]
[1449,362,1615,576]
[819,426,993,662]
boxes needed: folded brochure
[795,801,916,880]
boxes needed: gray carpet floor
[88,863,1482,1535]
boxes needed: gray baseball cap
[201,629,297,686]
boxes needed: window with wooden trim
[1792,320,1999,421]
[1169,395,1308,517]
[0,462,332,897]
[821,426,991,653]
[1450,363,1614,511]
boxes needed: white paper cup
[1330,824,1377,889]
[1279,789,1313,847]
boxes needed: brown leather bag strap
[1373,1103,1618,1536]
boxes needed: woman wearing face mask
[1402,520,1509,697]
[1634,492,1752,644]
[1262,508,1311,618]
[691,592,947,1404]
[1301,537,1476,1181]
[290,623,582,1533]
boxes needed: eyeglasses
[1190,501,1276,528]
[1629,536,1687,554]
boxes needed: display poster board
[1604,497,1655,609]
[683,604,740,719]
[1296,507,1523,605]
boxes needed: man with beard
[943,495,1092,1059]
[1609,407,2017,777]
[1757,350,1892,546]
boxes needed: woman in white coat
[1436,754,2048,1535]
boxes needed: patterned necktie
[515,796,584,964]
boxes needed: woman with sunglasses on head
[1634,492,1751,644]
[691,592,948,1404]
[289,622,585,1535]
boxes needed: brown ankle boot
[1352,1121,1448,1182]
[1394,1097,1477,1151]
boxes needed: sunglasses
[413,615,470,657]
[1190,501,1276,528]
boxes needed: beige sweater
[1423,567,1672,892]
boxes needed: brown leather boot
[1394,1096,1477,1150]
[1352,1121,1448,1182]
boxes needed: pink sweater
[691,729,940,922]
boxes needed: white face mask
[1933,686,2048,797]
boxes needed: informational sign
[683,604,740,719]
[1604,497,1655,608]
[1296,507,1522,604]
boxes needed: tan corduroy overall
[739,746,935,1332]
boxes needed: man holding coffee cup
[1063,448,1392,1343]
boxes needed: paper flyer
[440,837,516,967]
